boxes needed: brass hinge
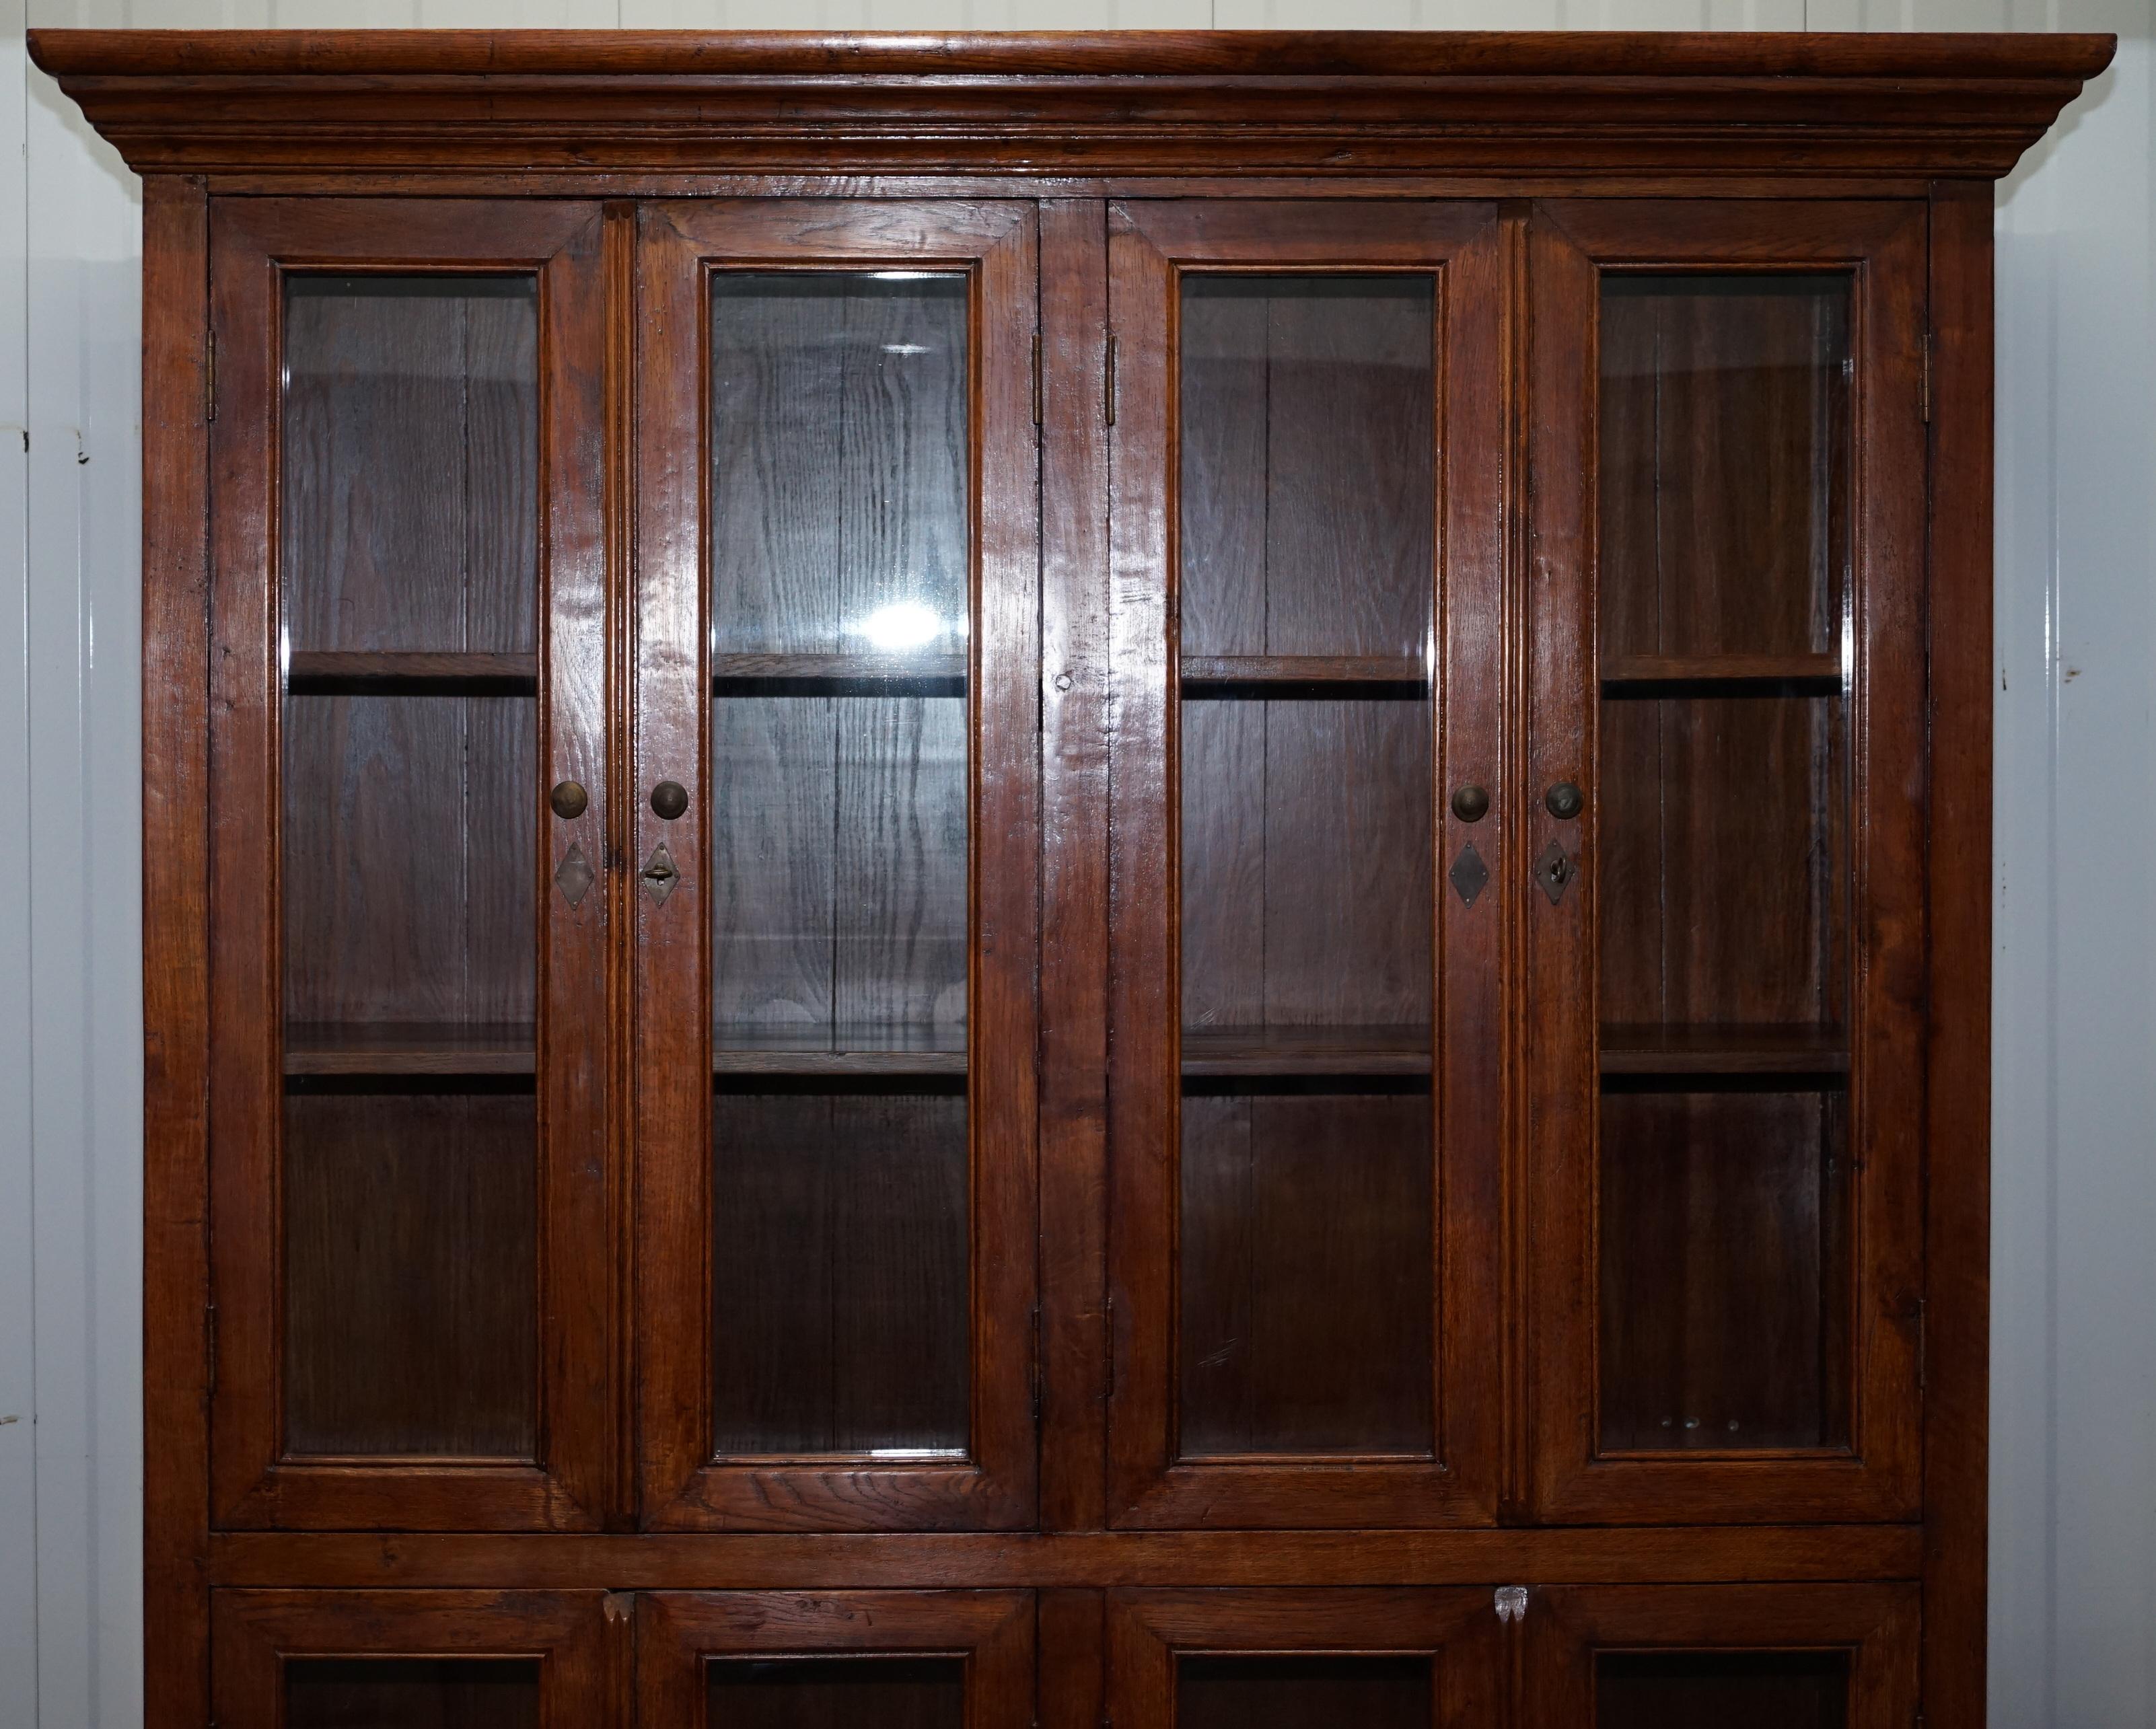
[1032,333,1042,427]
[1104,333,1118,426]
[205,328,217,423]
[1920,330,1931,424]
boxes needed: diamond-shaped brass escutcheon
[1534,838,1575,906]
[640,842,680,908]
[554,843,595,909]
[1449,842,1490,907]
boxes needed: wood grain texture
[139,172,211,1729]
[28,31,2114,181]
[1920,177,1997,1729]
[1525,200,1927,1527]
[212,1591,608,1729]
[636,1590,1033,1729]
[635,198,1038,1533]
[1525,1584,1918,1729]
[282,1087,539,1459]
[1106,198,1503,1531]
[206,197,610,1534]
[207,1524,1930,1590]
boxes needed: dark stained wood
[1106,198,1503,1530]
[207,1524,1931,1589]
[28,31,2113,181]
[287,651,538,693]
[207,197,611,1534]
[1525,199,1927,1526]
[284,1021,536,1075]
[1602,653,1841,688]
[713,651,966,692]
[285,1659,543,1729]
[1525,1584,1918,1729]
[1597,1088,1850,1454]
[710,1029,964,1077]
[1598,1023,1847,1076]
[1106,1590,1499,1729]
[1922,176,1998,1729]
[1179,1093,1433,1457]
[1181,654,1427,693]
[211,1591,608,1728]
[1180,1024,1429,1077]
[635,198,1038,1533]
[283,1086,539,1457]
[139,172,212,1729]
[710,1092,968,1456]
[636,1590,1032,1729]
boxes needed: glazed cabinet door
[1107,1589,1502,1727]
[1104,201,1505,1527]
[637,1591,1034,1726]
[207,200,612,1529]
[635,201,1040,1529]
[1524,202,1928,1522]
[213,1590,611,1726]
[1523,1584,1918,1728]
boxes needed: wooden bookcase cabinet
[32,26,2110,1729]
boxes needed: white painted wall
[2,4,2149,1726]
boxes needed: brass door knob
[1544,780,1584,820]
[650,780,689,821]
[1450,784,1491,823]
[549,780,588,820]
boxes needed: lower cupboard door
[636,1591,1035,1728]
[1523,1584,1920,1728]
[1106,1590,1501,1728]
[211,1590,611,1726]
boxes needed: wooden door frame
[211,1588,613,1724]
[204,196,615,1533]
[1523,1582,1920,1725]
[1521,198,1930,1525]
[1106,1587,1504,1726]
[1102,198,1507,1529]
[635,1589,1034,1726]
[632,198,1042,1531]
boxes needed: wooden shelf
[712,652,967,696]
[283,1021,536,1076]
[286,650,538,696]
[1180,1025,1431,1078]
[713,1024,967,1078]
[1181,654,1428,698]
[1600,1023,1849,1078]
[1600,652,1842,694]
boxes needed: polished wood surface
[86,30,2071,1727]
[27,30,2112,181]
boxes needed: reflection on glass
[1595,275,1854,1454]
[707,272,971,1458]
[279,274,541,1461]
[1176,276,1437,1458]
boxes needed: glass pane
[1597,1650,1848,1729]
[1179,1656,1429,1729]
[707,1657,964,1728]
[279,275,541,1460]
[708,273,970,1458]
[286,1658,542,1729]
[1595,275,1853,1455]
[1176,275,1436,1459]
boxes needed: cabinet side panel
[1924,178,1995,1729]
[141,172,211,1729]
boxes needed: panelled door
[1106,1589,1503,1726]
[1103,201,1506,1528]
[206,200,614,1531]
[1523,202,1929,1523]
[637,1591,1034,1728]
[634,200,1042,1530]
[212,1590,610,1726]
[1523,1584,1920,1726]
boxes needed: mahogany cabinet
[30,25,2110,1729]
